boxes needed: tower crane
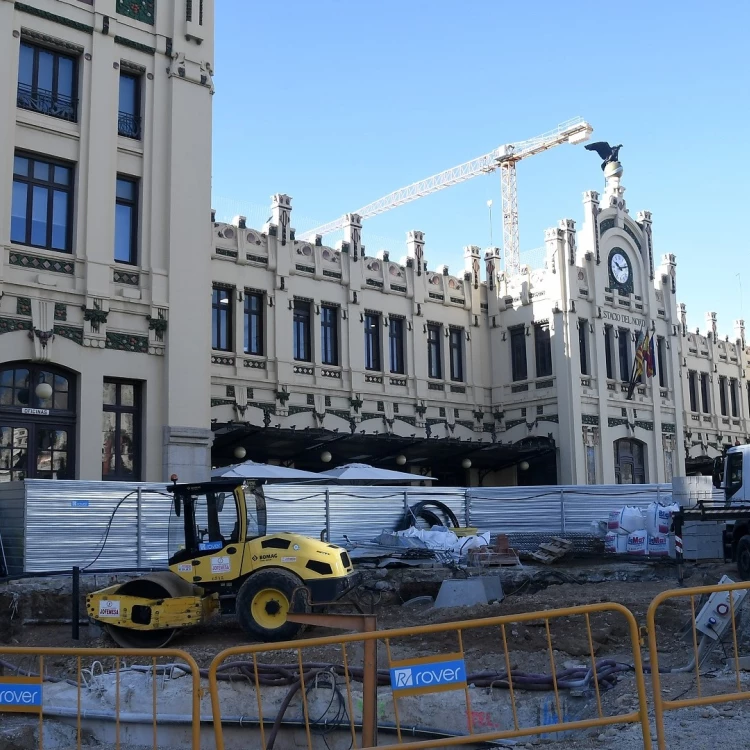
[300,117,593,276]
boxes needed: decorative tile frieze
[53,325,83,345]
[397,416,417,426]
[54,303,67,322]
[116,0,155,24]
[211,398,234,407]
[113,269,140,285]
[293,365,314,375]
[216,248,238,258]
[106,332,149,353]
[600,217,615,234]
[535,380,554,389]
[15,3,94,33]
[0,318,33,335]
[390,378,407,386]
[608,417,628,427]
[581,414,600,426]
[295,264,315,274]
[511,384,529,393]
[211,354,235,365]
[9,251,74,275]
[539,415,559,423]
[246,254,268,265]
[366,279,384,289]
[244,359,266,369]
[635,420,654,431]
[322,368,342,378]
[323,270,342,279]
[428,382,444,391]
[16,297,31,317]
[505,419,525,429]
[365,374,383,384]
[288,405,313,416]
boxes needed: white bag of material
[607,510,621,532]
[645,503,677,537]
[616,534,629,553]
[648,534,669,557]
[618,507,645,535]
[604,532,618,553]
[626,529,648,555]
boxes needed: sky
[212,0,749,335]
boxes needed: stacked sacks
[606,506,644,554]
[644,502,678,556]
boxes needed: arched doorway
[0,362,77,482]
[614,438,646,484]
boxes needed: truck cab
[712,446,749,503]
[712,446,750,577]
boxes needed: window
[618,329,631,383]
[102,380,140,480]
[726,451,743,500]
[389,318,405,374]
[700,372,710,413]
[17,42,78,122]
[212,286,233,351]
[731,379,739,417]
[321,305,339,366]
[449,328,464,382]
[604,325,614,379]
[11,154,73,252]
[244,292,263,356]
[510,326,527,382]
[118,71,141,139]
[688,371,698,412]
[579,320,589,375]
[364,313,381,371]
[657,337,667,388]
[293,300,311,361]
[427,324,442,379]
[114,176,138,264]
[719,375,728,416]
[534,322,552,378]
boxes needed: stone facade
[0,0,214,482]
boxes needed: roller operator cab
[87,479,359,648]
[712,446,750,579]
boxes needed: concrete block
[480,575,505,603]
[434,578,488,609]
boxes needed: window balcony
[17,84,77,123]
[118,111,142,140]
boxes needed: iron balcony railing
[16,83,77,123]
[118,111,142,140]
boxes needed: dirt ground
[3,558,750,749]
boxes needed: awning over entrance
[211,423,556,485]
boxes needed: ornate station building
[0,1,745,485]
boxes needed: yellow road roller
[87,478,359,647]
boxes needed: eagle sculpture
[585,141,623,170]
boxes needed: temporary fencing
[0,646,202,750]
[647,579,750,750]
[208,602,652,750]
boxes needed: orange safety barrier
[209,603,652,750]
[0,646,202,750]
[647,579,750,750]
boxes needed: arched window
[614,438,646,484]
[0,362,76,482]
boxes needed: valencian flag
[627,328,655,399]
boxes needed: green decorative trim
[473,410,484,422]
[634,420,654,431]
[350,396,363,413]
[438,407,446,417]
[329,409,350,421]
[457,420,475,430]
[325,395,331,407]
[600,217,616,234]
[623,223,642,251]
[9,251,74,275]
[255,402,276,415]
[366,279,384,289]
[581,414,600,426]
[288,405,313,416]
[539,415,559,423]
[15,3,94,34]
[16,297,31,317]
[275,390,291,405]
[360,412,380,422]
[211,398,234,407]
[146,315,168,336]
[396,416,416,427]
[493,410,504,422]
[106,331,149,353]
[54,303,67,322]
[662,423,676,434]
[323,270,342,279]
[114,36,156,55]
[426,417,446,426]
[377,401,385,412]
[505,418,525,429]
[226,386,235,397]
[216,248,238,258]
[295,264,315,274]
[306,394,315,406]
[482,423,494,433]
[0,318,33,335]
[113,269,140,285]
[415,403,427,417]
[115,0,155,25]
[391,284,407,293]
[53,324,83,345]
[608,417,629,428]
[81,303,108,326]
[247,254,269,264]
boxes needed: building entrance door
[0,363,77,482]
[614,438,646,484]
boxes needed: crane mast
[300,117,593,275]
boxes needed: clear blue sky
[212,0,749,335]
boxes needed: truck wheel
[236,569,309,642]
[738,536,750,581]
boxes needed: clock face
[610,252,630,285]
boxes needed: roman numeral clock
[608,247,634,295]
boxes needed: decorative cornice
[0,318,33,335]
[9,251,74,275]
[106,332,149,353]
[15,3,94,34]
[114,36,156,56]
[54,324,83,345]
